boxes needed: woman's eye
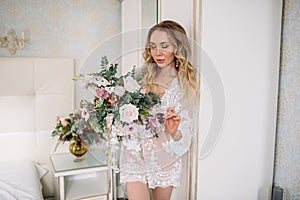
[162,44,169,49]
[149,44,156,49]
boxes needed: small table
[50,150,114,200]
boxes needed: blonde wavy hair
[139,20,199,101]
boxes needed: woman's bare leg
[126,181,150,200]
[152,186,173,200]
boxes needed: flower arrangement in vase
[52,56,162,163]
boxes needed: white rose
[114,86,125,96]
[119,104,139,123]
[140,88,146,94]
[105,86,114,94]
[95,77,109,87]
[124,76,140,93]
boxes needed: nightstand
[50,150,115,200]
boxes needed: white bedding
[0,160,48,200]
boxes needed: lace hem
[121,179,181,189]
[120,159,182,189]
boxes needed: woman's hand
[164,107,181,136]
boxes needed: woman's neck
[153,66,178,90]
[156,66,177,79]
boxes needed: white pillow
[0,160,48,200]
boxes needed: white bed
[0,160,47,200]
[0,58,74,199]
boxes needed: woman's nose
[155,48,163,55]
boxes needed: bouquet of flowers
[52,56,162,150]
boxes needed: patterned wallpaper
[0,0,121,70]
[273,0,300,199]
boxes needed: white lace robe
[119,77,196,188]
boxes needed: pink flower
[61,120,69,126]
[145,116,162,133]
[96,87,110,99]
[80,108,90,121]
[55,116,60,122]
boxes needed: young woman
[120,20,199,200]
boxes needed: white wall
[198,0,282,200]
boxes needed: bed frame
[0,57,74,198]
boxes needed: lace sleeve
[164,79,198,156]
[162,97,196,156]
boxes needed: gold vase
[69,140,89,161]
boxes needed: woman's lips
[156,59,164,64]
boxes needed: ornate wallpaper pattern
[0,0,121,70]
[274,0,300,199]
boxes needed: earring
[175,59,179,68]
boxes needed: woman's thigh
[152,186,173,200]
[126,181,150,200]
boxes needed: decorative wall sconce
[0,29,29,55]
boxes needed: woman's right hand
[164,107,181,136]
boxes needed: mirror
[78,1,160,199]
